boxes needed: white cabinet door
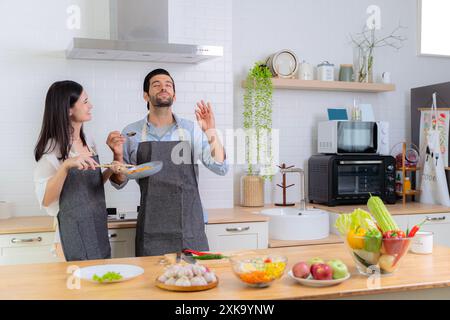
[392,215,409,232]
[108,228,136,258]
[205,222,268,252]
[0,232,62,265]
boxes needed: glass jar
[404,177,411,192]
[240,170,265,207]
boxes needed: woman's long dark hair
[34,80,87,162]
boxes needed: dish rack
[392,142,420,205]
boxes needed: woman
[33,80,125,261]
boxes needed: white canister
[410,231,433,254]
[299,61,314,80]
[0,201,13,219]
[317,61,335,81]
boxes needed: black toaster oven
[308,154,396,206]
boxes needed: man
[107,68,228,256]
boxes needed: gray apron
[135,139,209,256]
[57,154,111,261]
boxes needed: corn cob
[367,196,399,233]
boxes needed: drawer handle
[11,237,42,244]
[226,227,250,232]
[108,233,118,238]
[426,216,446,222]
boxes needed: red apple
[310,263,333,280]
[292,262,310,279]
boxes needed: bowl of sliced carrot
[230,254,287,288]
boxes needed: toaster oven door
[335,160,384,199]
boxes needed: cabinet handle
[11,237,42,244]
[226,227,250,232]
[108,233,118,238]
[426,216,446,222]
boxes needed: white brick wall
[233,0,450,205]
[0,0,233,217]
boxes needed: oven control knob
[387,165,394,171]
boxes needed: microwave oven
[308,154,396,206]
[318,121,389,155]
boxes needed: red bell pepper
[382,230,406,255]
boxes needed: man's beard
[150,93,173,108]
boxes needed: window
[419,0,450,57]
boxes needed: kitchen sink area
[261,208,329,241]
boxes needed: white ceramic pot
[410,231,433,254]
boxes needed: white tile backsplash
[0,0,233,217]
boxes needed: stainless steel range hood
[66,0,223,63]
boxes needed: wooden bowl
[155,277,219,292]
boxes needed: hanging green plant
[243,62,274,179]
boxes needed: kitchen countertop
[313,202,450,215]
[1,243,449,300]
[0,208,269,235]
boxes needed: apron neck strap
[141,113,186,142]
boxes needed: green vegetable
[335,213,352,235]
[350,208,378,231]
[364,229,382,253]
[192,254,227,260]
[334,208,378,236]
[92,271,123,283]
[367,196,399,233]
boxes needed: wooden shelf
[397,166,421,172]
[396,190,421,197]
[242,78,396,93]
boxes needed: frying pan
[98,161,163,180]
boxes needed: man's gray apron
[57,154,111,261]
[135,128,209,256]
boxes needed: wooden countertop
[0,208,269,235]
[313,202,450,215]
[1,244,449,300]
[0,216,55,235]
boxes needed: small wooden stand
[275,163,295,207]
[396,142,421,206]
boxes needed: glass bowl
[230,254,287,288]
[344,235,412,276]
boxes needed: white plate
[73,264,144,284]
[288,270,350,287]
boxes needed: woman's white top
[33,135,98,245]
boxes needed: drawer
[407,213,450,226]
[2,245,54,257]
[0,232,55,248]
[108,228,136,242]
[206,222,268,252]
[108,228,136,258]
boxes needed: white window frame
[418,0,450,58]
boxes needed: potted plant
[241,62,274,207]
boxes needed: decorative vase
[240,171,265,207]
[354,46,374,83]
